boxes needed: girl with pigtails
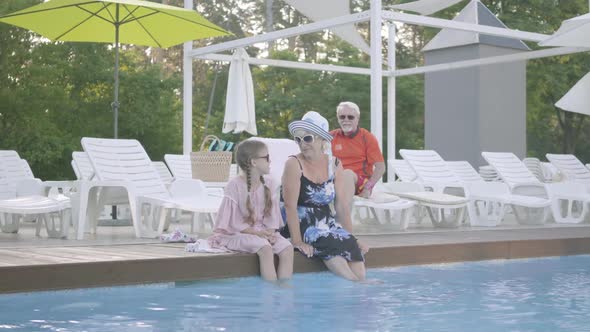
[208,140,294,282]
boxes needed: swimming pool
[1,255,589,331]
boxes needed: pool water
[1,255,590,331]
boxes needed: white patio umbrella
[555,71,590,116]
[539,12,590,47]
[222,48,257,135]
[284,0,370,53]
[389,0,464,16]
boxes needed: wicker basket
[191,135,233,182]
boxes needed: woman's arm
[282,157,304,245]
[282,156,315,257]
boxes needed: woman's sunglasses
[294,135,315,144]
[338,115,356,120]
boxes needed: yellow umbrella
[0,0,229,137]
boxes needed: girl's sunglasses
[256,154,270,162]
[294,135,315,144]
[338,115,356,120]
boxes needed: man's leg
[336,169,357,232]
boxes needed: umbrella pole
[112,5,120,221]
[113,4,120,139]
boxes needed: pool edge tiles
[2,233,590,294]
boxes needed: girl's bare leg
[276,245,294,280]
[257,245,277,281]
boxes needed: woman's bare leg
[348,261,366,281]
[277,245,294,280]
[323,256,359,281]
[257,245,277,281]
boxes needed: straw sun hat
[288,111,333,142]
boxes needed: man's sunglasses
[256,154,270,162]
[294,135,315,144]
[338,115,356,120]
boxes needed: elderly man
[330,101,385,198]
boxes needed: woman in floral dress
[280,111,368,281]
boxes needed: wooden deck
[1,219,590,293]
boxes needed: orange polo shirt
[330,128,384,178]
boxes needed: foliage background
[0,0,588,180]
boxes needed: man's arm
[360,161,384,197]
[369,161,385,185]
[363,131,386,193]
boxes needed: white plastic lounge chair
[20,159,34,178]
[73,152,183,232]
[72,151,95,181]
[483,152,588,224]
[392,151,467,227]
[352,161,418,228]
[402,150,551,226]
[541,162,561,182]
[478,165,500,182]
[447,160,510,225]
[164,154,192,180]
[523,157,551,183]
[448,160,553,225]
[389,159,417,182]
[352,192,417,229]
[0,151,73,237]
[449,160,553,225]
[72,151,131,234]
[153,161,174,185]
[379,182,468,228]
[247,137,301,184]
[1,150,73,197]
[446,161,485,183]
[546,154,590,184]
[0,179,71,238]
[81,138,222,238]
[399,150,466,194]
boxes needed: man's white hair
[336,101,360,116]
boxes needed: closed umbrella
[555,71,590,116]
[222,48,257,136]
[0,0,229,138]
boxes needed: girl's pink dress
[208,175,291,254]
